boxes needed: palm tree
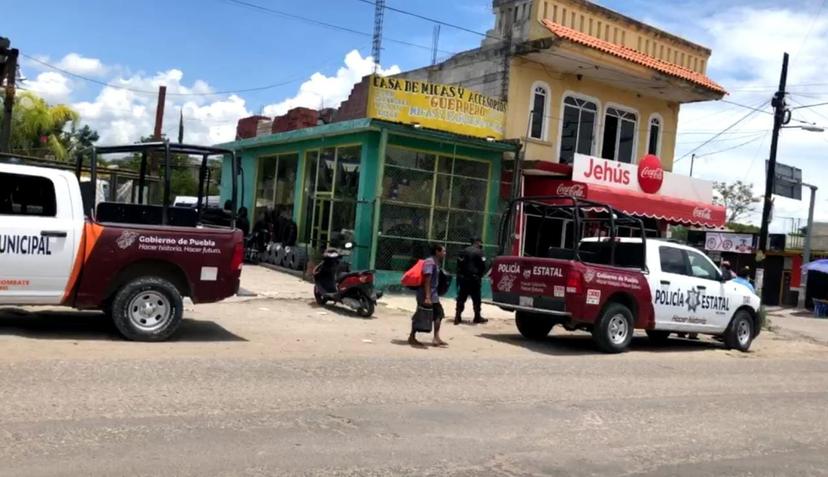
[3,91,79,160]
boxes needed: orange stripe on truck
[61,222,104,305]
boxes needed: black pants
[456,277,482,318]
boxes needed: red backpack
[401,259,425,290]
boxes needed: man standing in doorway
[455,238,488,325]
[409,244,448,347]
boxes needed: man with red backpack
[407,244,448,348]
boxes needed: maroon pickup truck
[0,143,244,341]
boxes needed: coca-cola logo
[637,154,664,194]
[556,182,586,197]
[693,207,712,220]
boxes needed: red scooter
[313,242,381,317]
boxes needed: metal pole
[689,153,695,177]
[0,48,19,153]
[798,184,817,308]
[757,52,789,296]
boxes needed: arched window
[647,114,662,156]
[601,105,638,163]
[529,82,550,140]
[559,94,599,163]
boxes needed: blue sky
[5,0,828,229]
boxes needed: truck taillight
[566,268,583,295]
[231,241,244,271]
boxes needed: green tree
[1,91,79,160]
[726,222,760,233]
[713,181,761,223]
[63,124,100,155]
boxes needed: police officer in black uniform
[455,238,488,325]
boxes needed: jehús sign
[572,153,713,203]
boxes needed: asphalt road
[1,293,828,476]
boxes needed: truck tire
[110,276,184,342]
[515,311,554,340]
[646,330,670,345]
[725,309,754,352]
[592,303,634,353]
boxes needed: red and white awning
[524,179,726,228]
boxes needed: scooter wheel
[357,295,375,318]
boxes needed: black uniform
[455,244,486,321]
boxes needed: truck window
[0,172,57,217]
[659,246,687,275]
[686,249,721,281]
[579,241,644,269]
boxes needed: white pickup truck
[490,195,764,353]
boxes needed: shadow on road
[0,308,246,342]
[309,301,375,320]
[479,332,722,356]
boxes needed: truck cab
[489,196,762,353]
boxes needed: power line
[223,0,454,55]
[354,0,497,40]
[693,134,769,159]
[794,0,827,57]
[22,53,308,96]
[675,102,768,163]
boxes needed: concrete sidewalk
[766,306,828,346]
[237,265,514,320]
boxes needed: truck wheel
[515,312,554,340]
[593,303,634,353]
[111,277,183,342]
[725,310,754,352]
[646,330,670,345]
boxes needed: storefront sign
[572,153,713,203]
[366,75,506,140]
[705,232,754,253]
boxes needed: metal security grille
[376,145,495,273]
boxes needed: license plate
[519,296,533,307]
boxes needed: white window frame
[556,91,601,163]
[528,81,551,141]
[600,102,639,164]
[646,113,663,157]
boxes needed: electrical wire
[674,102,768,163]
[223,0,455,55]
[22,52,311,96]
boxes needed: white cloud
[262,50,400,116]
[56,53,108,76]
[668,4,828,232]
[24,71,72,103]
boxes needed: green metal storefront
[219,119,516,294]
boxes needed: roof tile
[541,19,726,95]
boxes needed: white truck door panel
[685,250,732,333]
[0,169,78,305]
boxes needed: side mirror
[344,242,354,250]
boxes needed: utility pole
[0,38,19,154]
[153,85,167,141]
[756,52,790,295]
[798,183,818,309]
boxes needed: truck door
[652,245,697,331]
[684,249,732,332]
[0,170,77,304]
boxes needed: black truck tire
[515,311,554,340]
[110,276,184,342]
[724,309,754,352]
[592,302,634,353]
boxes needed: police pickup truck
[489,197,762,353]
[0,144,243,341]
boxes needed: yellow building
[402,0,725,172]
